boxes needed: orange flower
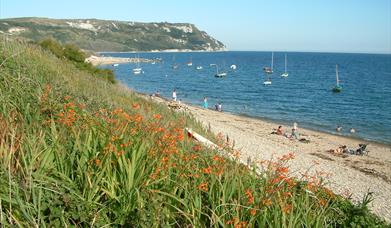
[202,166,212,174]
[319,198,327,207]
[276,166,289,174]
[95,159,101,166]
[192,144,202,151]
[262,198,272,206]
[198,182,208,191]
[282,204,292,214]
[283,191,292,198]
[153,113,162,120]
[132,103,140,109]
[245,189,254,204]
[278,152,295,161]
[250,208,257,216]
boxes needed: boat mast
[336,64,339,86]
[271,52,274,71]
[216,64,219,74]
[284,54,287,73]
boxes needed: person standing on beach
[218,102,222,112]
[172,89,177,101]
[203,97,208,109]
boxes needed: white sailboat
[132,54,142,75]
[281,53,289,77]
[332,64,342,92]
[263,52,274,74]
[263,76,272,85]
[172,55,178,69]
[187,57,193,66]
[211,64,227,77]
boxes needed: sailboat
[132,54,142,75]
[281,53,289,77]
[172,55,178,69]
[263,52,274,74]
[187,57,193,66]
[211,64,227,77]
[332,64,342,92]
[263,75,272,85]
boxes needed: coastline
[85,55,156,66]
[129,87,391,222]
[98,49,228,54]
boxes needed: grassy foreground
[0,37,388,227]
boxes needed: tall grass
[0,37,387,227]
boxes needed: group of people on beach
[273,122,300,140]
[336,125,356,134]
[170,90,223,112]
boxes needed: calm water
[101,51,391,144]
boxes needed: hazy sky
[1,0,390,53]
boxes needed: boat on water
[281,53,289,77]
[112,63,119,67]
[187,57,193,66]
[332,64,342,92]
[210,64,227,77]
[230,64,237,70]
[196,66,203,70]
[263,52,274,74]
[172,55,179,69]
[263,79,272,85]
[133,54,143,75]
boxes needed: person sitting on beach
[215,103,219,111]
[217,102,222,112]
[276,126,283,135]
[155,90,160,97]
[336,125,342,132]
[291,122,299,139]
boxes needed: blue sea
[101,51,391,144]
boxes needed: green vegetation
[0,17,226,52]
[38,38,115,83]
[0,37,388,227]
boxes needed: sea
[100,51,391,145]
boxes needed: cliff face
[0,17,226,52]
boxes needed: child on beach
[172,89,177,101]
[203,97,208,109]
[291,122,299,139]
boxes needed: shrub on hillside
[39,38,63,58]
[63,44,86,63]
[38,38,115,84]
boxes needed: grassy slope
[0,38,388,227]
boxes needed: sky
[1,0,390,54]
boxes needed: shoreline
[85,55,156,66]
[98,49,228,54]
[235,112,391,147]
[129,88,391,221]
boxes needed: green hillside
[0,37,387,226]
[0,17,226,52]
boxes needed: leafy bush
[63,43,86,63]
[38,38,115,84]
